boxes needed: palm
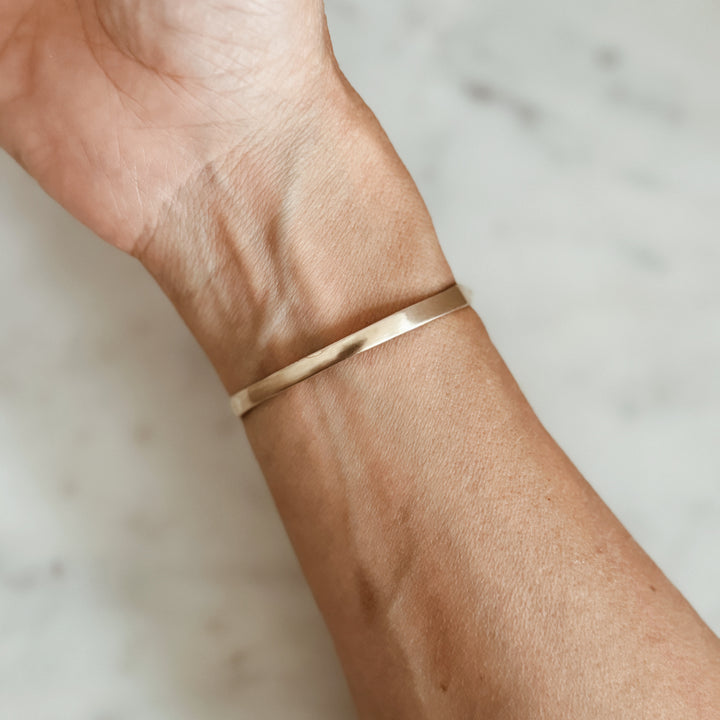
[0,0,327,254]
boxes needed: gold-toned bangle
[230,283,469,418]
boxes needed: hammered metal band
[230,284,469,418]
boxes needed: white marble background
[1,0,719,717]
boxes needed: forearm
[143,79,720,717]
[249,312,720,718]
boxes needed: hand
[0,0,443,396]
[0,0,335,256]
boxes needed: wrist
[142,75,454,396]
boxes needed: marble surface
[1,0,719,717]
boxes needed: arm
[2,2,719,717]
[148,79,720,720]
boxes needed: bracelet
[230,283,469,417]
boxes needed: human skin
[1,2,719,718]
